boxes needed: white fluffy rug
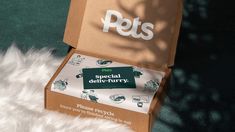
[0,45,132,132]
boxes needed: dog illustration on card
[53,79,68,91]
[69,55,85,66]
[81,90,99,103]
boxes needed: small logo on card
[101,10,154,40]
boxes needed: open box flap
[64,0,183,68]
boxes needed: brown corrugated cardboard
[45,49,171,132]
[45,0,182,131]
[64,0,183,68]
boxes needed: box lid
[64,0,183,69]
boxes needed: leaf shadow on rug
[0,45,132,132]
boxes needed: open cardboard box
[45,0,183,131]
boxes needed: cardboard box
[45,0,183,131]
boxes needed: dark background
[0,0,234,132]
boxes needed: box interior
[49,49,169,114]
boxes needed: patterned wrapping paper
[52,53,165,114]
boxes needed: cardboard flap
[64,0,183,68]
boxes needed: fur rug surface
[0,45,132,132]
